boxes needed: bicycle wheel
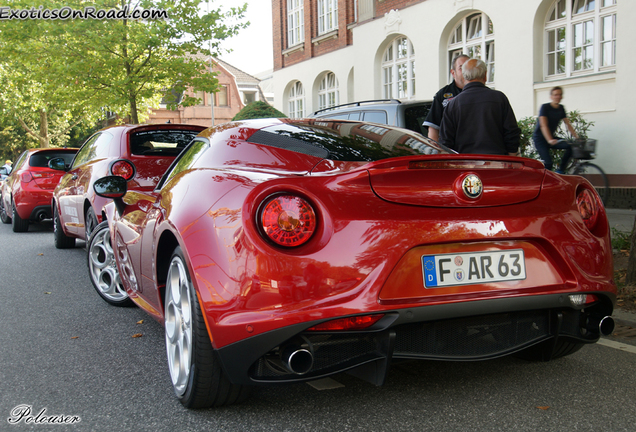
[572,162,610,205]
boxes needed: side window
[13,151,28,171]
[321,113,351,120]
[72,132,114,169]
[362,111,388,124]
[159,139,209,189]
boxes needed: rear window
[30,151,76,168]
[404,104,432,136]
[248,120,450,162]
[130,130,198,156]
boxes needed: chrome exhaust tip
[281,346,314,375]
[587,315,615,336]
[598,316,615,336]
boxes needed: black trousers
[533,137,572,172]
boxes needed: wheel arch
[156,229,181,313]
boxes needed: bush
[612,228,631,251]
[232,101,287,121]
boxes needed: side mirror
[93,176,127,216]
[48,157,68,171]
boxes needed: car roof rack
[311,99,403,115]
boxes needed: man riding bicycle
[533,86,579,174]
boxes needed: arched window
[318,72,339,110]
[448,12,495,83]
[288,81,305,118]
[544,0,617,78]
[381,36,416,100]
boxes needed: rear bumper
[216,292,615,386]
[14,189,53,220]
[28,205,52,221]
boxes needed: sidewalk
[612,308,636,328]
[604,209,636,326]
[606,208,635,234]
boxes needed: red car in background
[50,123,205,248]
[1,148,78,232]
[93,118,616,409]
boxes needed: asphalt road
[1,221,636,431]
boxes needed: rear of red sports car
[98,118,615,408]
[161,119,615,388]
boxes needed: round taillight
[260,195,317,247]
[110,160,135,181]
[20,172,33,183]
[576,188,599,230]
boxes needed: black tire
[164,247,250,408]
[87,221,133,307]
[0,198,11,224]
[53,203,76,249]
[572,162,610,206]
[515,339,585,362]
[11,199,29,232]
[85,206,99,240]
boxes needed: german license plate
[422,250,526,288]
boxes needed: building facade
[271,0,634,196]
[149,58,265,126]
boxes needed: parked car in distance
[308,99,432,136]
[50,123,206,249]
[93,118,614,409]
[1,148,78,232]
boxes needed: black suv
[309,99,432,136]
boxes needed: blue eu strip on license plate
[422,250,526,288]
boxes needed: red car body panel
[52,123,205,241]
[102,118,615,386]
[1,148,78,221]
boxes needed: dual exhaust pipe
[278,314,615,375]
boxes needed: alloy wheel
[88,224,127,302]
[164,255,193,396]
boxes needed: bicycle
[561,138,610,205]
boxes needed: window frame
[317,0,338,35]
[288,81,305,119]
[318,72,339,110]
[287,0,304,48]
[381,36,416,100]
[217,86,229,107]
[447,12,495,84]
[544,0,617,79]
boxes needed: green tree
[232,101,287,121]
[0,3,97,148]
[0,0,248,143]
[58,0,248,123]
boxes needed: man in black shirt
[423,54,469,142]
[439,59,520,156]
